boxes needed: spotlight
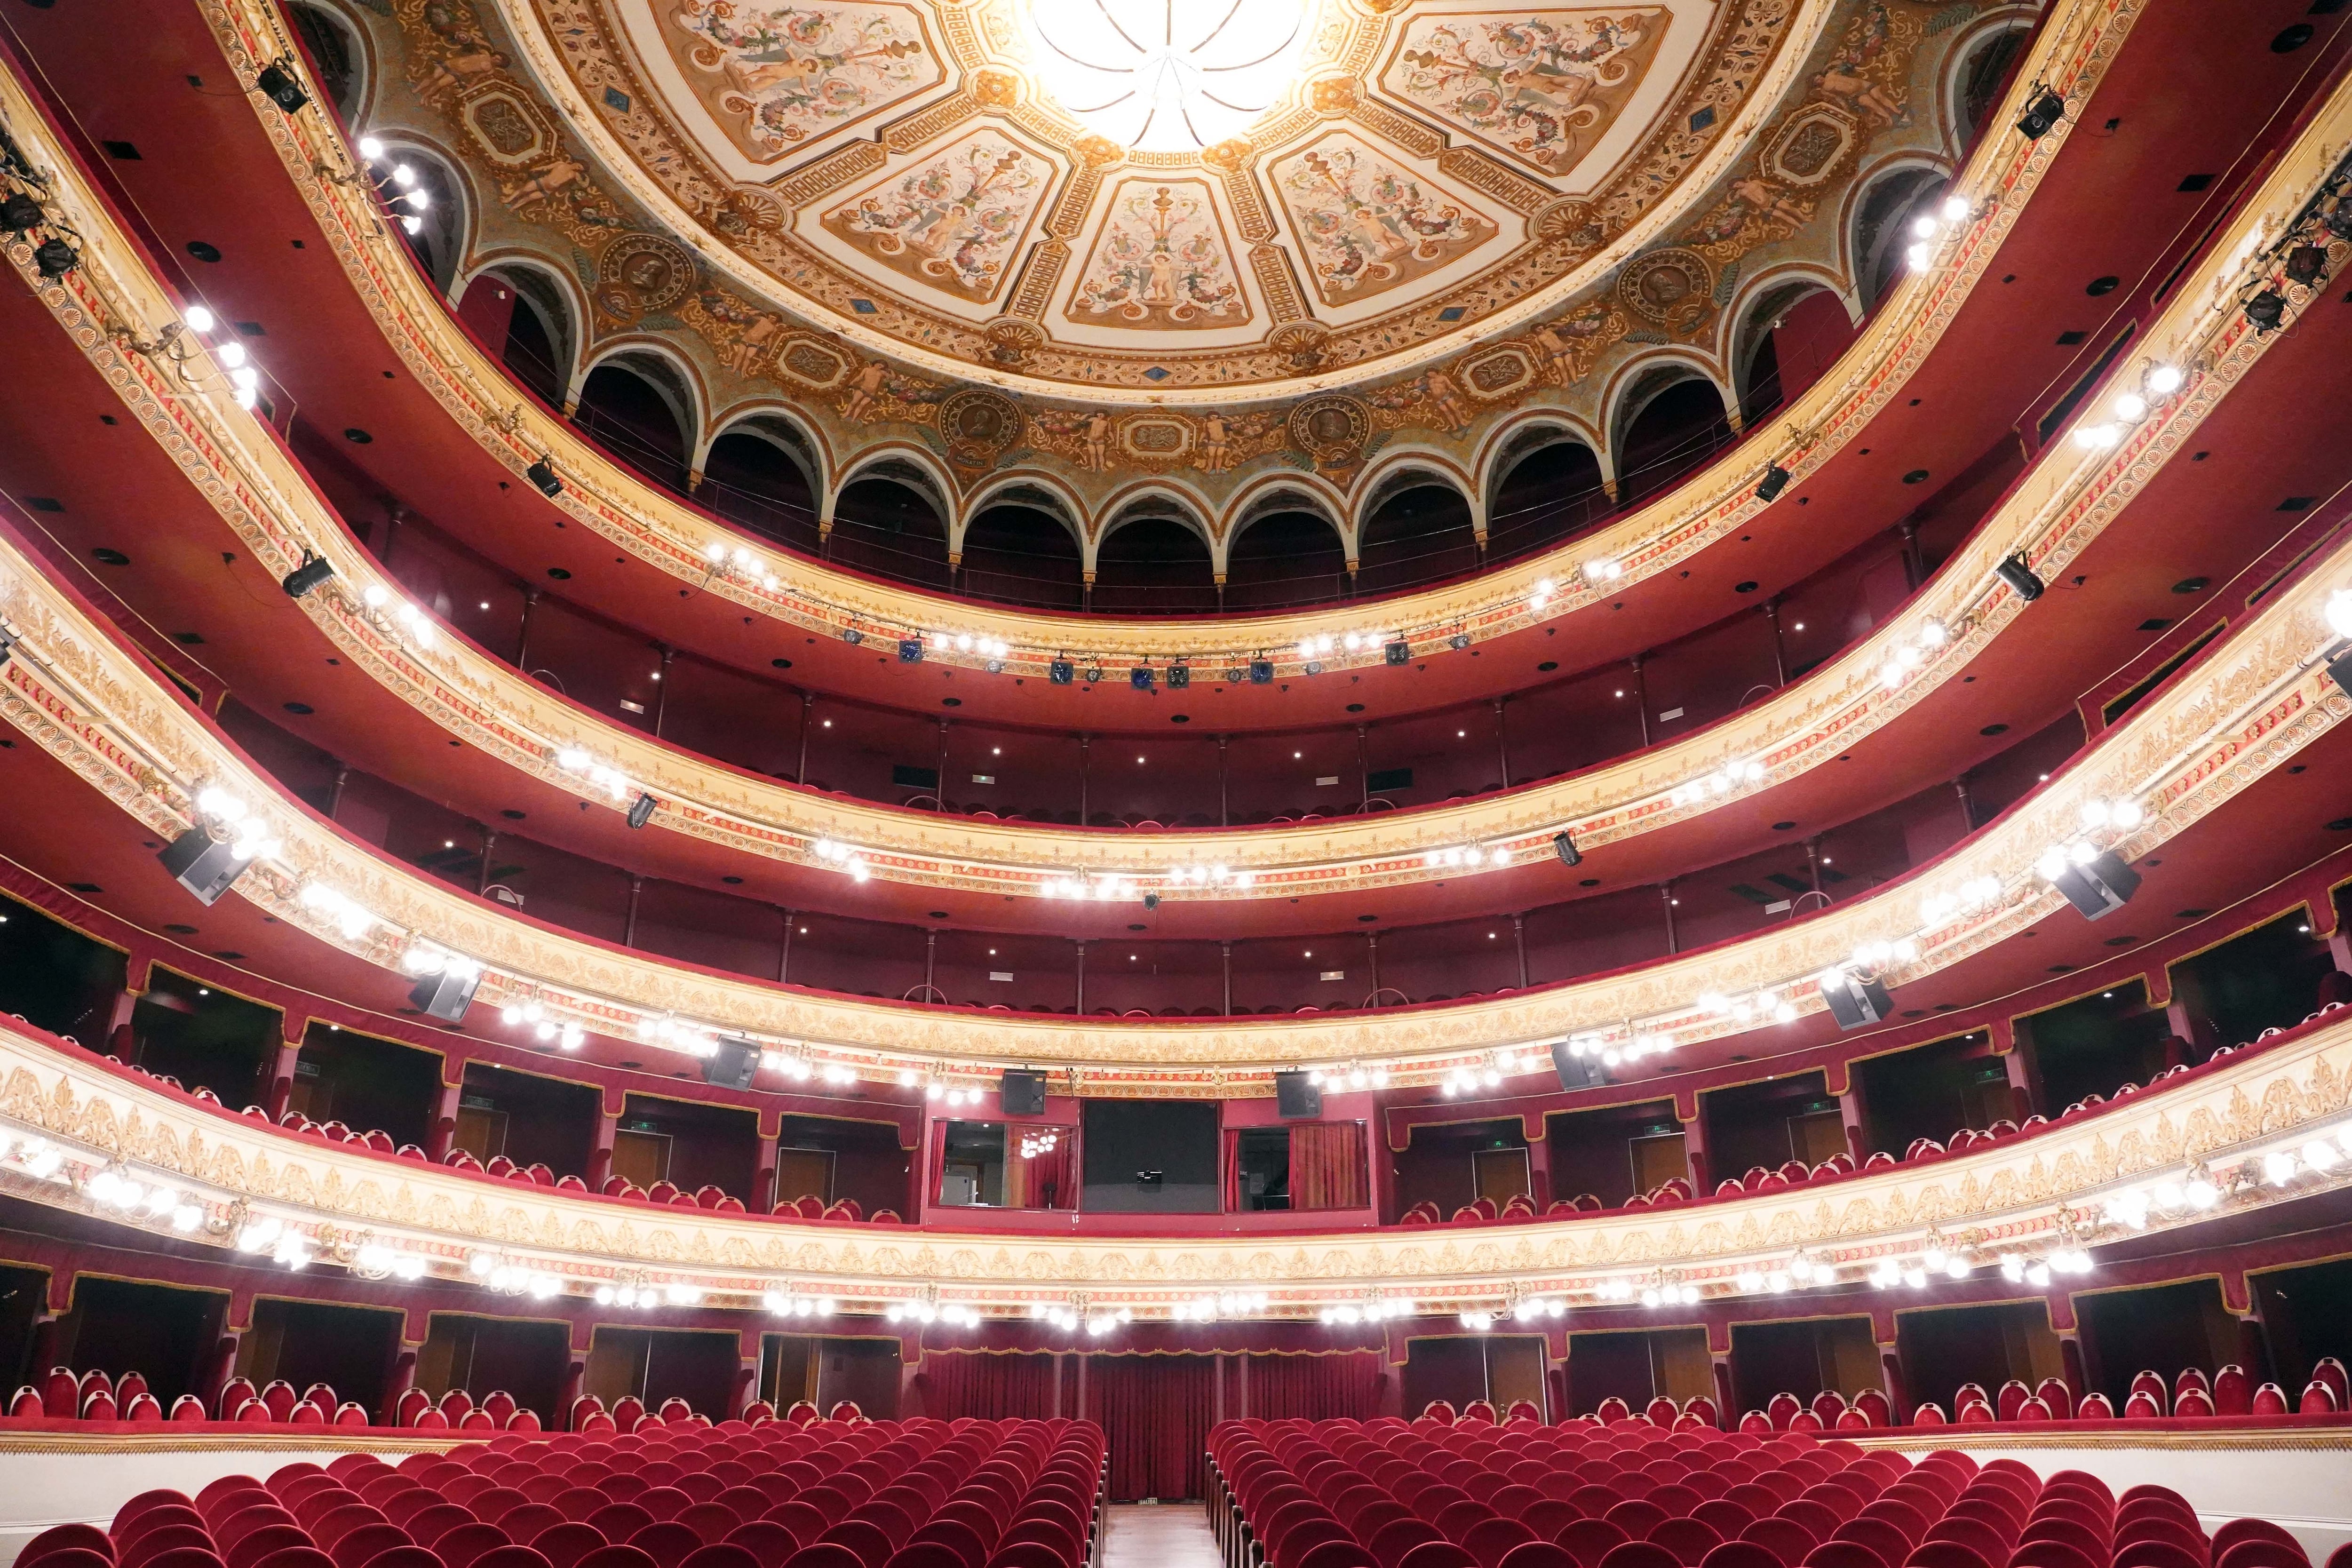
[1083,664,1104,684]
[2245,289,2286,331]
[2285,245,2328,287]
[1447,632,1471,652]
[1167,663,1190,689]
[1994,554,2045,602]
[1049,659,1073,685]
[0,193,41,232]
[1552,830,1581,868]
[33,238,78,279]
[1142,891,1160,911]
[1129,666,1154,691]
[1756,462,1791,502]
[1248,659,1273,684]
[628,793,658,829]
[526,457,562,498]
[280,553,335,599]
[1385,640,1410,666]
[842,627,864,646]
[2048,848,2140,921]
[898,638,924,664]
[2017,88,2065,139]
[254,62,310,114]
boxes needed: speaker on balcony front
[1549,1039,1597,1090]
[1274,1071,1322,1119]
[1001,1068,1046,1116]
[407,966,482,1024]
[2051,850,2141,921]
[159,828,247,907]
[702,1036,761,1090]
[1820,970,1896,1030]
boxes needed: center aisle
[1101,1502,1225,1568]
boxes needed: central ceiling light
[1021,0,1310,151]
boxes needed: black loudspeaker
[2328,650,2352,700]
[1274,1071,1322,1119]
[407,966,482,1024]
[159,828,246,906]
[2017,88,2065,140]
[527,458,563,498]
[1553,830,1581,868]
[1001,1069,1046,1116]
[1168,664,1190,688]
[2051,850,2141,921]
[1820,969,1896,1030]
[1549,1039,1597,1090]
[1385,641,1411,666]
[1755,463,1791,502]
[1995,554,2045,602]
[628,793,659,829]
[702,1037,761,1090]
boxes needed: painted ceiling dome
[409,0,1915,407]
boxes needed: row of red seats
[1737,1359,2350,1430]
[1206,1415,2328,1568]
[15,1417,1104,1568]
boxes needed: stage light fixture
[1049,658,1074,685]
[628,792,658,829]
[1142,891,1160,911]
[898,638,923,664]
[1167,663,1190,688]
[841,627,863,646]
[1756,462,1791,502]
[279,553,335,599]
[2245,289,2286,330]
[254,61,310,114]
[2286,245,2328,286]
[1385,640,1410,665]
[1084,664,1104,684]
[1248,659,1273,684]
[1447,632,1471,651]
[526,457,562,498]
[2046,847,2140,920]
[0,193,40,232]
[33,238,77,279]
[1994,553,2045,601]
[2017,88,2065,139]
[1553,830,1581,868]
[1303,660,1324,676]
[1129,666,1154,691]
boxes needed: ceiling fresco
[351,0,2014,505]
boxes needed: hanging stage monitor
[2050,850,2141,921]
[701,1036,761,1090]
[159,828,246,907]
[1274,1070,1323,1120]
[1000,1068,1047,1116]
[1820,969,1896,1030]
[407,964,482,1024]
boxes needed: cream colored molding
[0,29,2309,910]
[0,291,2338,1090]
[174,0,2130,676]
[1,1002,2349,1305]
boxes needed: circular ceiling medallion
[594,232,697,321]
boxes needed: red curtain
[1292,1121,1369,1210]
[919,1351,1061,1419]
[1004,1127,1076,1209]
[1242,1351,1382,1420]
[1222,1130,1241,1211]
[1086,1354,1216,1500]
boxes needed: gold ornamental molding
[0,1000,2349,1305]
[0,246,2339,1091]
[168,0,2136,679]
[0,24,2309,911]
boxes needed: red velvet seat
[1558,1521,1632,1568]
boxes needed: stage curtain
[1244,1350,1382,1421]
[1086,1353,1216,1500]
[1292,1121,1369,1210]
[920,1350,1061,1420]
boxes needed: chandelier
[1019,0,1311,151]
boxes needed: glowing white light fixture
[1020,0,1310,151]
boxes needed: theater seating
[1206,1417,2312,1568]
[22,1416,1104,1568]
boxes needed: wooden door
[1629,1132,1689,1194]
[1790,1110,1847,1165]
[772,1148,833,1206]
[612,1129,670,1189]
[454,1106,508,1162]
[1473,1148,1531,1204]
